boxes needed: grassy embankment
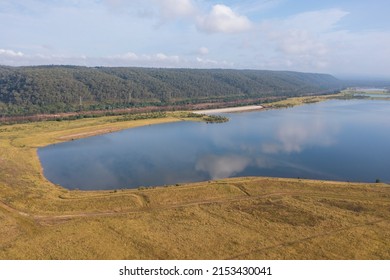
[262,92,342,108]
[337,88,390,99]
[0,95,389,259]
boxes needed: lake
[38,99,390,190]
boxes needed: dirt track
[0,191,297,225]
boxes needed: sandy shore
[193,105,263,114]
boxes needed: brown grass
[0,110,389,260]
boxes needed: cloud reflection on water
[261,117,339,154]
[41,100,390,189]
[196,115,341,181]
[195,154,251,179]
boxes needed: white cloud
[156,0,196,19]
[195,56,234,67]
[0,49,24,57]
[321,29,390,77]
[262,9,349,57]
[260,8,390,77]
[151,2,252,34]
[155,52,180,62]
[197,4,252,33]
[105,52,181,67]
[271,29,328,56]
[256,9,351,72]
[2,2,390,77]
[280,9,349,33]
[0,49,27,65]
[196,57,217,65]
[121,52,138,60]
[198,47,209,55]
[105,50,233,68]
[0,48,235,68]
[101,0,195,20]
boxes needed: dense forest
[0,65,342,117]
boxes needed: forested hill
[0,65,342,116]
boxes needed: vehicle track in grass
[225,219,388,259]
[2,188,389,248]
[0,191,299,225]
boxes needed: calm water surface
[38,99,390,190]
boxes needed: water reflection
[195,154,251,179]
[38,100,390,189]
[261,118,339,154]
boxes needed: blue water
[38,99,390,190]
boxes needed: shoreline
[1,95,390,260]
[193,105,264,114]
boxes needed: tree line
[0,65,342,117]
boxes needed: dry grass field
[1,103,389,260]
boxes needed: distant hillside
[0,66,342,116]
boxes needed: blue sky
[1,0,389,78]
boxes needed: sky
[1,0,390,78]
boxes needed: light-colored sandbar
[193,105,263,114]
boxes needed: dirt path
[2,190,388,231]
[0,199,30,217]
[2,191,388,258]
[0,191,297,225]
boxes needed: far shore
[193,105,264,114]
